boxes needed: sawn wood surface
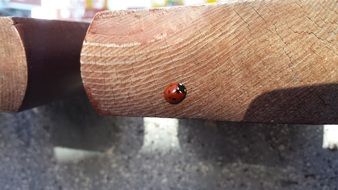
[81,0,338,124]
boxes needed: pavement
[0,93,337,190]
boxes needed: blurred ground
[0,93,337,190]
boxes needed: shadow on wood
[244,84,338,125]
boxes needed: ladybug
[163,83,187,104]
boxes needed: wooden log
[81,0,338,124]
[0,17,89,112]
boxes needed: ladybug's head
[176,83,187,94]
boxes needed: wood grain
[0,17,89,112]
[0,17,27,112]
[81,0,338,124]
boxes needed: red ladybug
[163,83,187,104]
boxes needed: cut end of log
[0,17,27,112]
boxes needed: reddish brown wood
[81,0,338,124]
[0,17,89,112]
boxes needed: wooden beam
[0,17,89,112]
[81,0,338,124]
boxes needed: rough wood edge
[0,17,27,112]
